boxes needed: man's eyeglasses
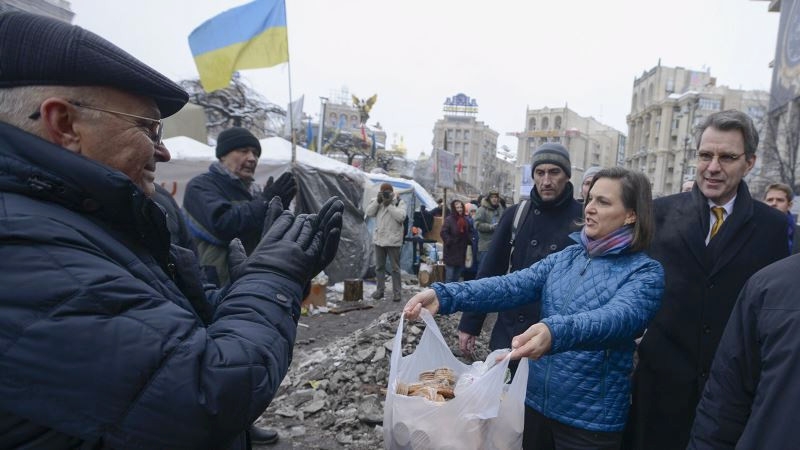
[696,151,746,165]
[29,100,164,145]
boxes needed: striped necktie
[710,206,725,239]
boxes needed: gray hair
[694,109,759,158]
[0,85,103,135]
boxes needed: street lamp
[317,97,328,153]
[681,135,694,183]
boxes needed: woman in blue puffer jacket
[404,167,664,450]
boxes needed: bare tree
[751,97,800,195]
[179,74,285,139]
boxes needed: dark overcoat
[624,183,789,450]
[689,254,800,449]
[440,206,471,267]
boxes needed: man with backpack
[366,182,407,302]
[457,143,583,363]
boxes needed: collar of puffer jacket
[0,121,171,268]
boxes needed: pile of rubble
[262,308,493,449]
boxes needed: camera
[381,191,393,200]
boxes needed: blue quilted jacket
[433,234,664,432]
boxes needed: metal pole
[317,97,327,153]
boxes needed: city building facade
[625,63,768,196]
[514,106,625,199]
[432,93,507,197]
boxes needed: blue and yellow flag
[188,0,288,92]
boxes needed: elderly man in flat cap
[183,126,297,287]
[0,11,343,450]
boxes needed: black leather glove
[376,192,383,203]
[310,197,344,277]
[228,208,321,285]
[262,172,297,209]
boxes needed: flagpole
[283,0,296,163]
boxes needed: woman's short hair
[587,167,654,252]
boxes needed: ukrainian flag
[189,0,288,92]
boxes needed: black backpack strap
[508,200,530,273]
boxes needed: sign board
[770,0,800,112]
[519,164,533,199]
[437,149,456,189]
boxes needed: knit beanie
[216,127,261,159]
[583,166,603,183]
[531,143,571,178]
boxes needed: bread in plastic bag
[383,309,528,450]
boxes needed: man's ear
[38,98,82,152]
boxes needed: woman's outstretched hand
[508,323,552,360]
[402,289,440,320]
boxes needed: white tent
[156,136,435,281]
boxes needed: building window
[464,130,470,140]
[632,93,638,112]
[554,116,562,130]
[698,98,721,111]
[455,130,462,139]
[350,115,359,128]
[528,117,537,130]
[542,117,549,129]
[552,136,561,143]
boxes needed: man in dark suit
[624,110,789,449]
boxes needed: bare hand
[508,323,552,360]
[402,289,439,320]
[458,331,476,357]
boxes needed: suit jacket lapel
[677,189,711,271]
[706,182,755,278]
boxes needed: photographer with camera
[366,183,407,302]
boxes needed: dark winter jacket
[625,183,789,450]
[183,163,269,285]
[474,197,505,252]
[462,215,480,277]
[153,183,197,253]
[0,123,301,449]
[689,254,800,450]
[440,202,471,266]
[459,184,583,350]
[434,237,664,432]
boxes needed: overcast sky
[69,0,780,160]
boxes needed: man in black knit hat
[183,126,297,287]
[458,143,582,372]
[0,11,342,449]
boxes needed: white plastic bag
[383,310,528,450]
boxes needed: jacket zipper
[546,254,591,413]
[601,349,610,417]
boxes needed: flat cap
[0,12,188,118]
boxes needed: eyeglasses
[696,151,746,165]
[29,100,163,145]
